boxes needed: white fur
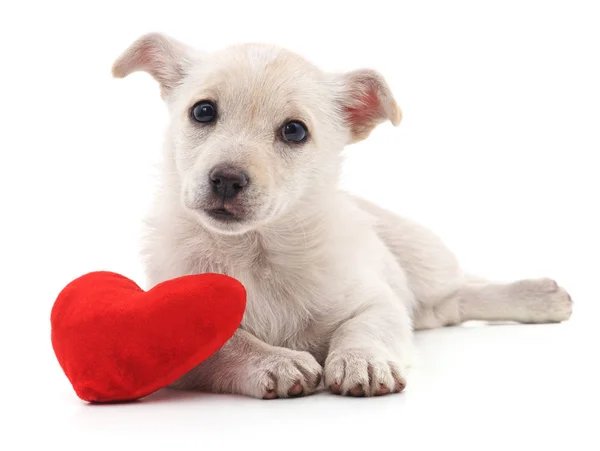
[112,33,573,399]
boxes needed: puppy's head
[113,33,401,235]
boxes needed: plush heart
[51,271,246,403]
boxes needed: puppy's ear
[112,33,195,97]
[336,69,402,143]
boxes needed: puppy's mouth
[205,207,243,223]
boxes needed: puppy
[112,33,573,399]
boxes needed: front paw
[248,349,323,400]
[324,348,406,397]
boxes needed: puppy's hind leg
[414,276,573,330]
[352,196,573,329]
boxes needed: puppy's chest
[241,263,335,349]
[197,245,337,352]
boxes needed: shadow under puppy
[112,33,572,399]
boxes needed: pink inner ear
[344,85,382,131]
[135,40,158,72]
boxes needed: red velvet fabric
[51,271,246,403]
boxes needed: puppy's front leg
[170,328,322,399]
[325,287,414,397]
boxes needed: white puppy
[112,33,573,399]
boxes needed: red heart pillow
[51,271,246,403]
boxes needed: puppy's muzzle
[210,165,250,200]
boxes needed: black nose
[209,166,250,199]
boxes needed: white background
[1,1,599,450]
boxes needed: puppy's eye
[281,121,308,143]
[191,101,217,123]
